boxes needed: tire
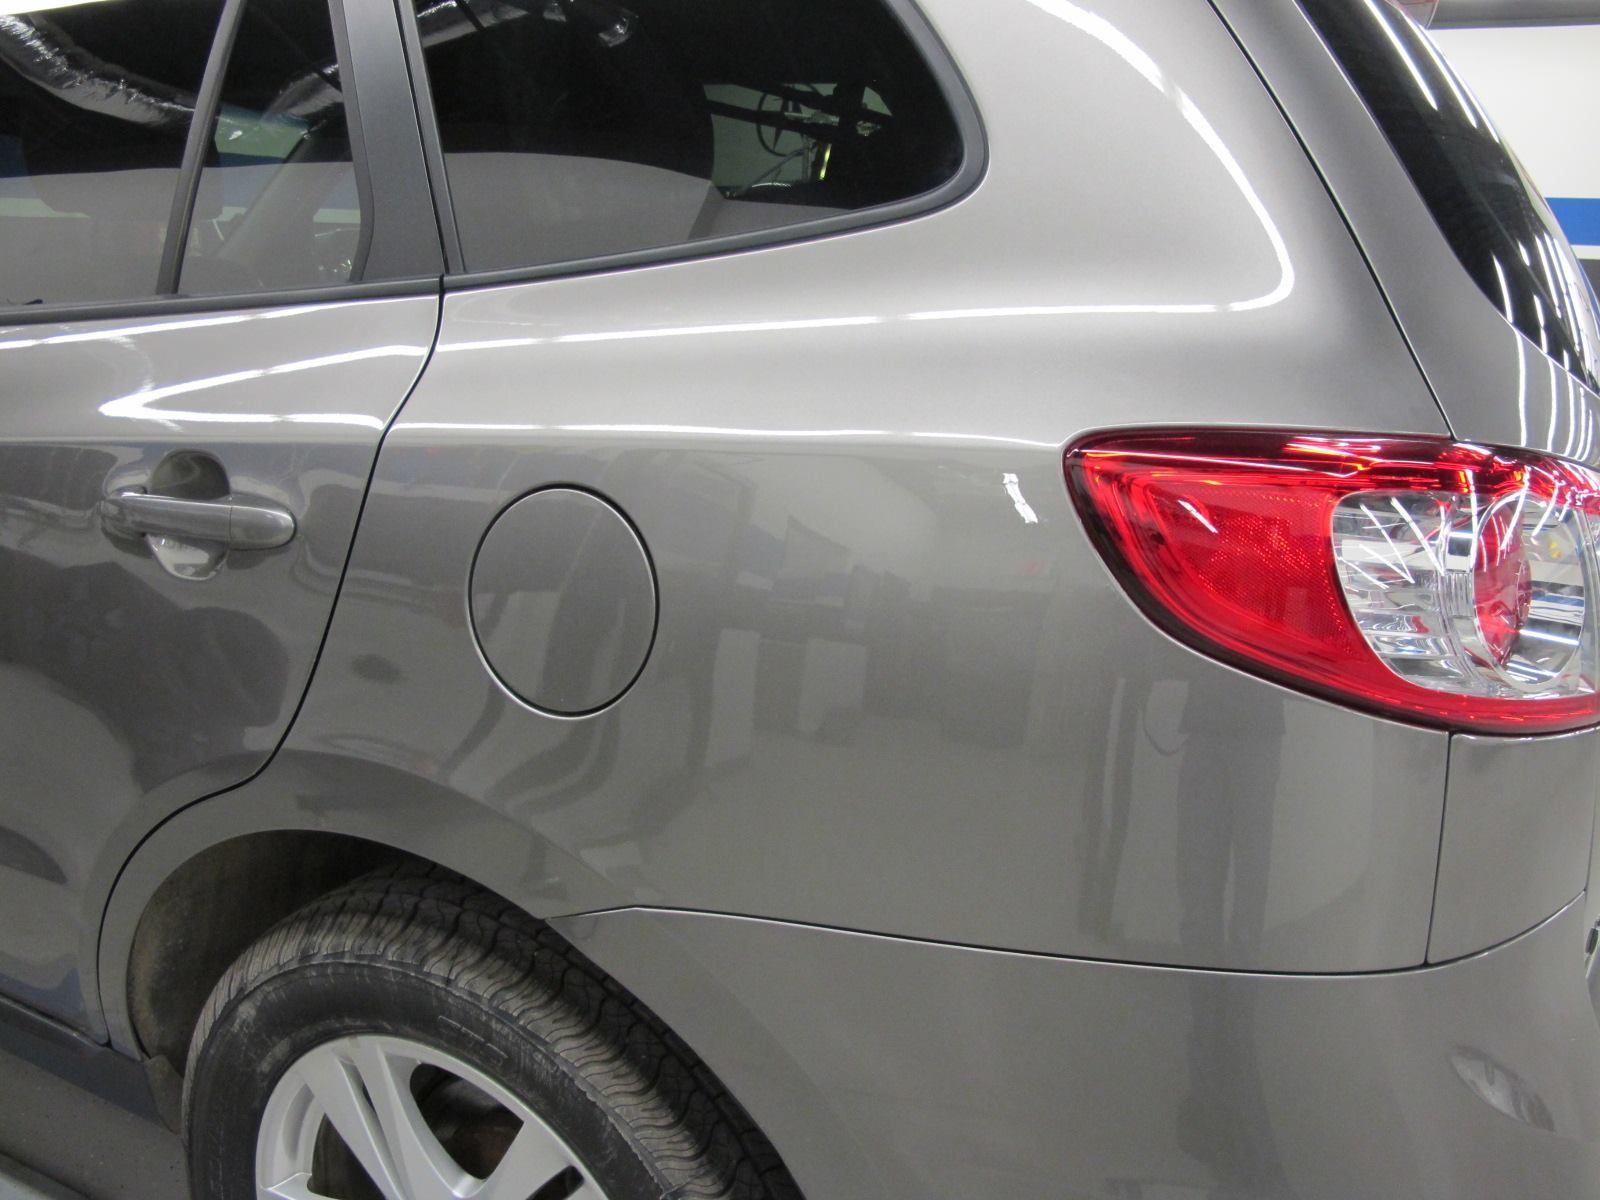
[184,863,802,1200]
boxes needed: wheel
[183,864,800,1200]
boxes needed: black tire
[184,862,802,1200]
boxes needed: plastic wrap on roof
[414,0,538,49]
[0,11,347,132]
[412,0,638,52]
[0,0,632,145]
[0,14,195,131]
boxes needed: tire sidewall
[187,956,666,1200]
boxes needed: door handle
[100,489,296,550]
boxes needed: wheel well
[126,831,407,1072]
[125,838,807,1195]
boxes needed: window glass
[1300,0,1600,391]
[0,0,224,306]
[410,0,964,273]
[179,0,362,295]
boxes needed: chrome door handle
[100,490,296,550]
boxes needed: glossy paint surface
[274,0,1453,974]
[0,295,436,1031]
[1430,728,1600,962]
[469,488,658,716]
[6,0,1599,1193]
[558,898,1600,1199]
[1216,0,1600,964]
[1212,0,1600,463]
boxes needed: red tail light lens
[1066,430,1600,733]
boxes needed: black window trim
[337,0,445,280]
[327,0,381,283]
[159,0,247,295]
[0,0,445,326]
[393,0,989,291]
[391,0,463,273]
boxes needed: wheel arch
[96,747,628,1065]
[98,748,846,1194]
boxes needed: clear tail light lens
[1066,430,1600,733]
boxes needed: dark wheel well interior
[126,831,408,1073]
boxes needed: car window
[1300,0,1600,391]
[0,0,225,307]
[178,0,363,295]
[407,0,965,274]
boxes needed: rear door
[0,0,439,1032]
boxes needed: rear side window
[1299,0,1600,390]
[408,0,965,274]
[178,0,363,295]
[0,0,225,306]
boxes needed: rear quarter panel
[253,0,1454,974]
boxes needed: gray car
[4,0,1600,1196]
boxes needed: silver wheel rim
[255,1034,611,1200]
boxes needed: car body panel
[257,0,1453,978]
[93,743,626,1057]
[5,0,1599,1193]
[1209,0,1600,462]
[1214,0,1600,963]
[1429,728,1600,962]
[0,294,436,1034]
[555,897,1600,1199]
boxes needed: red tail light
[1066,430,1600,734]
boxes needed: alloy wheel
[254,1034,609,1200]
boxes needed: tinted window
[179,0,362,295]
[1300,0,1600,390]
[410,0,963,273]
[0,0,224,306]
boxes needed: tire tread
[186,862,801,1200]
